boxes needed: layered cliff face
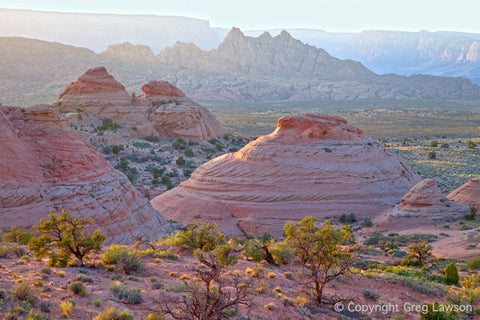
[387,179,469,219]
[0,105,175,243]
[447,178,480,210]
[54,67,224,140]
[151,114,420,236]
[102,42,155,61]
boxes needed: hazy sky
[1,0,480,33]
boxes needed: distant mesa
[54,66,224,140]
[387,179,469,219]
[447,178,480,210]
[151,114,421,237]
[0,104,175,243]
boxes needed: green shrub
[102,245,144,274]
[468,258,480,270]
[93,299,101,307]
[444,262,459,285]
[40,267,52,275]
[176,156,186,166]
[465,207,477,221]
[112,145,124,154]
[362,288,380,300]
[75,274,93,283]
[184,148,194,157]
[151,281,164,290]
[339,213,357,224]
[28,209,106,266]
[95,118,121,132]
[3,226,33,245]
[420,301,456,320]
[40,300,50,312]
[68,281,87,296]
[144,135,159,142]
[0,246,7,258]
[430,140,438,147]
[109,281,143,304]
[12,282,38,304]
[93,307,133,320]
[283,272,294,280]
[428,151,436,159]
[173,221,228,251]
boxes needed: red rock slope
[54,66,224,140]
[387,179,469,219]
[0,105,174,243]
[447,178,480,210]
[151,114,421,237]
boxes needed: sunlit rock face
[152,114,421,237]
[448,178,480,210]
[387,179,469,219]
[54,67,224,140]
[0,104,175,244]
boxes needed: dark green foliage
[144,135,160,142]
[176,156,186,166]
[402,241,433,266]
[68,281,87,296]
[468,258,480,270]
[428,151,436,159]
[444,262,459,285]
[75,274,93,283]
[115,157,138,182]
[3,226,33,245]
[362,217,373,227]
[132,142,151,149]
[284,217,356,305]
[173,138,187,150]
[95,118,121,132]
[111,145,124,154]
[12,282,38,305]
[102,245,144,274]
[108,281,143,304]
[362,289,380,300]
[184,148,194,157]
[28,209,106,266]
[465,206,477,220]
[420,301,457,320]
[242,233,277,264]
[174,222,228,251]
[429,140,438,147]
[40,300,50,312]
[215,143,223,151]
[365,232,436,247]
[339,213,357,224]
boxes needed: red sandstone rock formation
[151,114,420,237]
[0,104,175,243]
[56,66,132,119]
[447,178,480,209]
[141,80,186,98]
[387,179,469,219]
[54,67,224,140]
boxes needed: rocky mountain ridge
[2,29,480,106]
